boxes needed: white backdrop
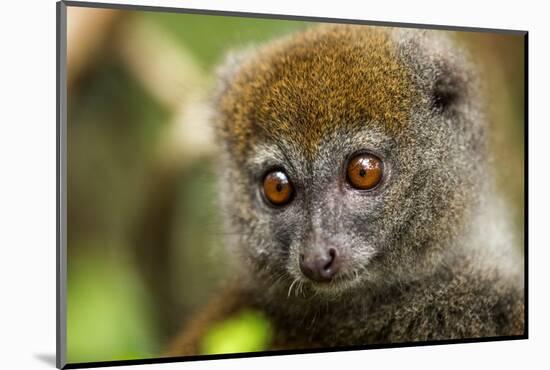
[0,0,546,369]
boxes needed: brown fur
[217,25,414,161]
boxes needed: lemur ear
[431,64,464,113]
[391,28,470,114]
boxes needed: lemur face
[215,25,485,296]
[246,129,398,294]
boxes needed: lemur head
[213,25,487,297]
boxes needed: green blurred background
[65,6,525,364]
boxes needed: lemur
[168,24,524,355]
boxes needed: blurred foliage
[67,250,156,363]
[458,32,525,233]
[170,162,225,309]
[200,310,273,355]
[144,12,312,70]
[68,59,169,245]
[65,6,525,365]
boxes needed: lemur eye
[262,170,294,206]
[346,153,383,190]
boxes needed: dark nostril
[322,248,337,271]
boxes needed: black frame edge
[523,32,529,338]
[61,0,527,35]
[57,1,68,369]
[63,335,527,369]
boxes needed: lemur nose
[299,248,340,282]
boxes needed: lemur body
[168,25,524,355]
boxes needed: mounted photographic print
[56,1,527,368]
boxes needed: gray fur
[211,25,524,347]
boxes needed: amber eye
[346,153,384,190]
[262,170,294,206]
